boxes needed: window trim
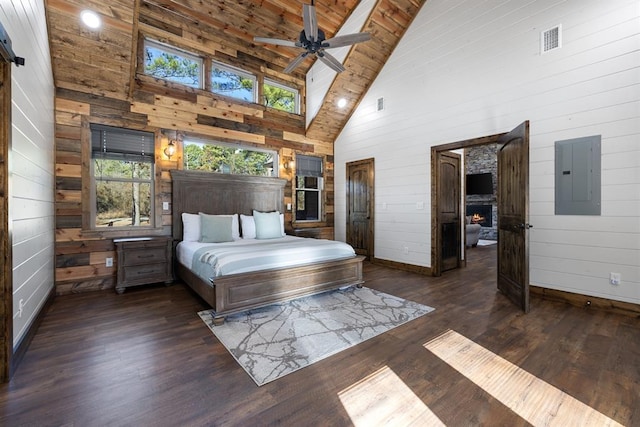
[211,60,258,103]
[264,78,300,114]
[83,120,162,235]
[143,38,204,90]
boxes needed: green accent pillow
[199,213,234,243]
[253,210,282,239]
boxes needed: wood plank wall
[54,39,335,296]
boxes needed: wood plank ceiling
[45,0,425,143]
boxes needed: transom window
[264,79,299,114]
[183,139,278,177]
[295,155,323,221]
[90,125,155,229]
[211,61,257,103]
[143,39,203,89]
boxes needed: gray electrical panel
[555,136,601,215]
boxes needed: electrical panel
[555,136,601,215]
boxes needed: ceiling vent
[541,25,561,53]
[377,97,384,111]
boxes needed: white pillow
[183,213,240,241]
[182,213,200,242]
[279,213,285,236]
[241,213,285,239]
[240,214,256,239]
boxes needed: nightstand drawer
[123,247,167,266]
[121,263,167,283]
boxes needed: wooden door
[1,60,11,381]
[346,159,374,259]
[497,121,531,312]
[437,151,461,272]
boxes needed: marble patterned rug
[198,286,435,386]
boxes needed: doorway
[346,158,374,260]
[431,122,531,312]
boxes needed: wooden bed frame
[171,171,365,324]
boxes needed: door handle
[519,223,533,230]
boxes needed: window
[183,139,277,177]
[143,39,203,89]
[295,155,323,221]
[91,125,155,228]
[211,61,257,102]
[264,79,299,114]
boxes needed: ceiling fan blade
[317,51,345,73]
[283,52,309,74]
[254,37,299,48]
[303,4,318,42]
[322,32,371,49]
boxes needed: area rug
[198,286,434,386]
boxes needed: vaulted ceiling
[45,0,424,142]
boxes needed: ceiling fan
[253,1,371,74]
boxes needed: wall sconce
[164,139,176,160]
[284,160,294,171]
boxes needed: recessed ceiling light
[337,98,347,108]
[80,10,101,29]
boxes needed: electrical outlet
[18,299,24,318]
[106,257,113,267]
[403,246,409,255]
[610,272,621,285]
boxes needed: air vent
[377,97,384,111]
[541,25,561,53]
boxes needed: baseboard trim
[10,286,56,377]
[530,286,640,317]
[371,258,432,276]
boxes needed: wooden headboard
[170,170,286,241]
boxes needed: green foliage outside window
[184,143,274,177]
[95,159,153,227]
[144,44,201,88]
[264,82,297,113]
[211,67,255,101]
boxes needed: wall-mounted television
[466,172,493,195]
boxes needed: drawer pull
[138,270,156,274]
[138,254,154,258]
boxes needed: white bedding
[176,236,357,283]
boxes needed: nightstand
[114,237,173,294]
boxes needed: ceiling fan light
[80,10,101,29]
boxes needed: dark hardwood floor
[1,246,638,426]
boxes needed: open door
[497,121,531,312]
[436,151,461,273]
[346,158,374,260]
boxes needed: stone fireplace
[466,204,492,228]
[465,144,498,240]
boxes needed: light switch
[163,201,169,211]
[416,201,424,210]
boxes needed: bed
[171,170,365,324]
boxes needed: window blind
[91,124,155,163]
[296,155,322,177]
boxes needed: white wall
[1,0,56,347]
[334,0,640,304]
